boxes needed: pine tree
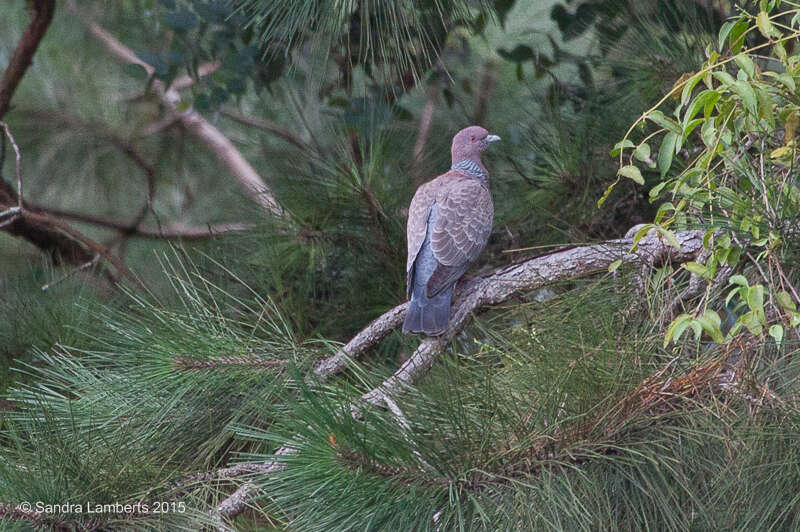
[2,1,800,530]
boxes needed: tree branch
[205,226,706,525]
[0,120,144,289]
[33,208,252,240]
[0,0,55,119]
[0,1,99,265]
[19,209,145,291]
[67,2,287,219]
[220,109,307,150]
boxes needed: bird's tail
[402,284,453,336]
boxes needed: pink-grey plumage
[403,125,500,335]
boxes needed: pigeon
[403,125,500,335]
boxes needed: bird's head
[451,125,501,163]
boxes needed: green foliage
[612,1,800,347]
[237,280,800,530]
[8,0,800,530]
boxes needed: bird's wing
[427,176,493,296]
[406,180,438,297]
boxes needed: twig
[18,110,158,231]
[0,119,144,288]
[172,355,284,371]
[29,205,253,239]
[41,254,100,291]
[171,61,221,91]
[0,122,22,207]
[220,109,307,150]
[0,2,120,267]
[313,303,408,378]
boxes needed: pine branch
[172,355,284,371]
[205,225,707,524]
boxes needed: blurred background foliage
[4,0,800,530]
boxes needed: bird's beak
[486,134,501,143]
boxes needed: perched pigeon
[403,125,500,335]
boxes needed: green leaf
[682,90,720,130]
[756,87,775,127]
[769,324,784,347]
[656,226,681,250]
[747,284,765,314]
[122,63,148,80]
[731,80,758,116]
[682,261,708,278]
[664,313,692,347]
[632,223,655,245]
[135,51,168,77]
[618,165,644,185]
[728,18,749,53]
[734,54,756,78]
[680,73,704,106]
[712,71,736,87]
[775,72,795,92]
[633,143,651,162]
[597,182,616,207]
[498,44,535,63]
[756,11,777,39]
[648,110,683,135]
[776,290,796,311]
[718,20,736,51]
[739,311,764,336]
[700,119,718,147]
[729,275,749,287]
[608,259,622,273]
[726,286,743,307]
[649,181,667,200]
[658,132,678,177]
[610,139,635,157]
[698,310,725,343]
[690,321,703,341]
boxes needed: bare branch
[313,302,408,378]
[67,3,287,219]
[171,61,222,91]
[177,112,285,217]
[0,122,22,207]
[20,110,159,230]
[31,204,252,240]
[41,254,101,291]
[0,121,142,285]
[0,1,99,264]
[20,210,146,291]
[360,229,704,405]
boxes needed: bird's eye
[471,135,476,141]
